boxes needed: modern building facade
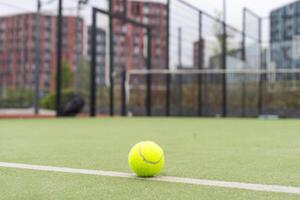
[112,0,167,75]
[270,0,300,69]
[0,13,84,93]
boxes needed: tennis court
[1,118,299,199]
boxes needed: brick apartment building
[0,0,167,95]
[0,13,84,93]
[86,26,106,87]
[112,0,167,76]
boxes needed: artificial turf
[0,118,299,199]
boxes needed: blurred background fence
[0,0,300,118]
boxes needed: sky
[193,0,293,27]
[0,0,296,28]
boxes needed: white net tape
[128,68,300,75]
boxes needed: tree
[61,60,73,89]
[54,60,73,90]
[212,10,235,55]
[40,61,74,110]
[76,57,90,95]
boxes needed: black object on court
[62,94,85,117]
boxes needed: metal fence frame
[242,8,263,116]
[170,0,232,117]
[90,6,153,117]
[89,0,261,117]
[3,0,300,118]
[88,0,265,118]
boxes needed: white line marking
[0,162,299,194]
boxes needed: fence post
[90,8,97,117]
[34,1,41,115]
[258,17,263,116]
[146,28,152,116]
[123,0,127,17]
[178,27,183,116]
[121,69,127,116]
[55,0,63,117]
[241,8,246,117]
[222,21,227,117]
[166,0,171,116]
[198,11,203,116]
[109,0,114,116]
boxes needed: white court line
[0,162,299,195]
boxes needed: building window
[144,6,149,15]
[132,4,141,15]
[143,17,149,24]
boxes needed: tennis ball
[128,141,164,177]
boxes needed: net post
[90,8,97,117]
[55,0,63,117]
[146,28,152,116]
[166,0,171,116]
[121,69,127,116]
[166,72,171,116]
[109,0,114,116]
[197,11,203,117]
[222,21,227,117]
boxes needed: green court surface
[0,118,299,199]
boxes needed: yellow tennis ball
[128,141,164,177]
